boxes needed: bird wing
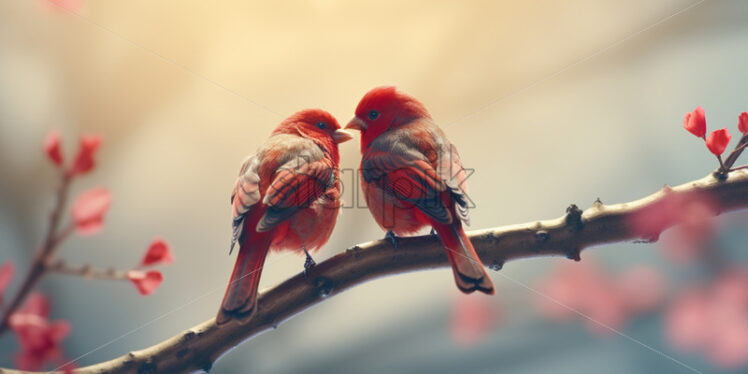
[256,156,335,232]
[362,133,452,224]
[230,155,261,251]
[435,139,472,226]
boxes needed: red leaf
[0,261,14,301]
[43,131,63,167]
[71,188,111,236]
[68,134,102,176]
[706,128,732,156]
[127,270,163,295]
[683,106,706,138]
[739,112,748,134]
[140,238,174,267]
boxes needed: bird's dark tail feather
[433,222,495,295]
[216,232,272,324]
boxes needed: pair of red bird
[217,86,494,324]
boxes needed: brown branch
[2,170,748,374]
[0,174,72,335]
[46,259,129,281]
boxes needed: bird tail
[216,229,272,325]
[433,222,495,294]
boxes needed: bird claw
[429,228,437,237]
[303,248,316,280]
[385,230,399,249]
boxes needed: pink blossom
[127,270,163,295]
[683,107,706,138]
[628,192,719,263]
[67,134,102,177]
[140,238,174,267]
[0,261,14,302]
[706,128,732,156]
[666,270,748,368]
[536,260,664,336]
[451,293,499,346]
[9,294,71,371]
[71,188,111,236]
[43,131,63,167]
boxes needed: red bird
[345,86,495,295]
[217,109,352,324]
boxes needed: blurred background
[1,0,747,372]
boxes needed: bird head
[345,86,431,149]
[273,109,352,161]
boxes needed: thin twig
[0,171,744,374]
[0,174,72,334]
[46,259,129,281]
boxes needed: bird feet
[303,248,316,280]
[385,230,399,249]
[429,228,437,238]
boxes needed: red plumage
[217,109,352,324]
[346,86,495,294]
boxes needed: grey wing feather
[230,156,261,252]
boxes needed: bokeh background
[1,0,747,372]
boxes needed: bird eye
[368,110,379,120]
[316,122,327,130]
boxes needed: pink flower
[666,289,710,351]
[71,188,111,236]
[616,266,664,313]
[0,261,14,302]
[43,131,63,167]
[705,128,731,156]
[738,112,748,134]
[683,106,706,138]
[140,238,174,267]
[127,270,163,295]
[9,294,71,371]
[536,260,664,336]
[665,270,748,368]
[67,134,102,177]
[450,293,499,346]
[628,192,718,263]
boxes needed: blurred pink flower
[71,188,111,236]
[0,261,15,302]
[127,270,163,296]
[537,260,665,336]
[616,266,665,313]
[628,192,719,263]
[9,294,71,371]
[67,134,102,177]
[451,293,499,346]
[666,270,748,369]
[140,238,174,267]
[43,131,63,167]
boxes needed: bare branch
[0,174,72,335]
[2,170,747,374]
[46,259,129,281]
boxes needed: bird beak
[332,129,353,144]
[345,117,367,131]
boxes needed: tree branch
[2,170,747,374]
[0,174,72,335]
